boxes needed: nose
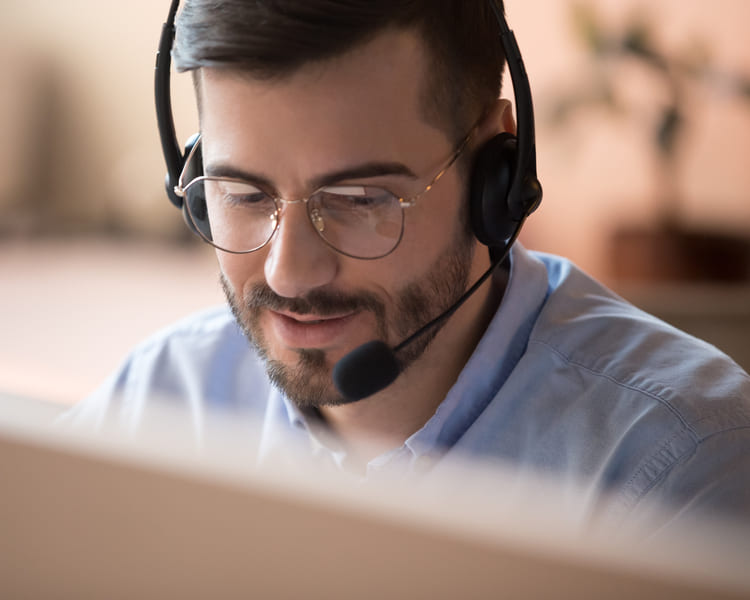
[264,201,339,299]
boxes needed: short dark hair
[173,0,506,138]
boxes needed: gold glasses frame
[173,121,479,259]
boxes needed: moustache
[243,283,385,319]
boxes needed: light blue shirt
[67,244,750,526]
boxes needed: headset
[154,0,543,401]
[155,0,541,249]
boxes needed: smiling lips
[268,309,360,349]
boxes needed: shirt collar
[405,243,550,458]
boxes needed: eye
[225,191,269,206]
[317,186,395,209]
[205,179,274,209]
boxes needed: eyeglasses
[174,125,476,260]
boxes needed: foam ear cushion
[469,132,518,246]
[182,184,214,241]
[178,135,213,240]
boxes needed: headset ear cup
[178,134,213,241]
[182,184,214,242]
[469,132,518,247]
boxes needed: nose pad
[311,208,325,233]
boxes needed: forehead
[195,28,452,180]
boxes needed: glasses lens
[184,178,278,253]
[309,186,404,259]
[183,176,404,258]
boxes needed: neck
[319,251,507,460]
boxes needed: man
[69,0,750,528]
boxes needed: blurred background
[1,0,749,404]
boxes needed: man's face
[198,29,487,407]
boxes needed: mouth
[268,309,361,350]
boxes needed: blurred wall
[2,0,749,281]
[1,1,198,237]
[509,0,750,281]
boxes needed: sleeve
[627,425,750,536]
[57,306,271,433]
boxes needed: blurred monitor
[1,392,749,599]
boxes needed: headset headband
[155,0,182,208]
[154,0,540,216]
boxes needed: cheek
[396,181,468,261]
[216,251,266,296]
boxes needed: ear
[498,98,517,136]
[475,98,516,145]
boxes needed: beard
[222,226,476,408]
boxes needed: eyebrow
[204,161,419,192]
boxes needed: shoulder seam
[527,338,697,436]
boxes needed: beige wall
[1,1,199,236]
[2,0,749,281]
